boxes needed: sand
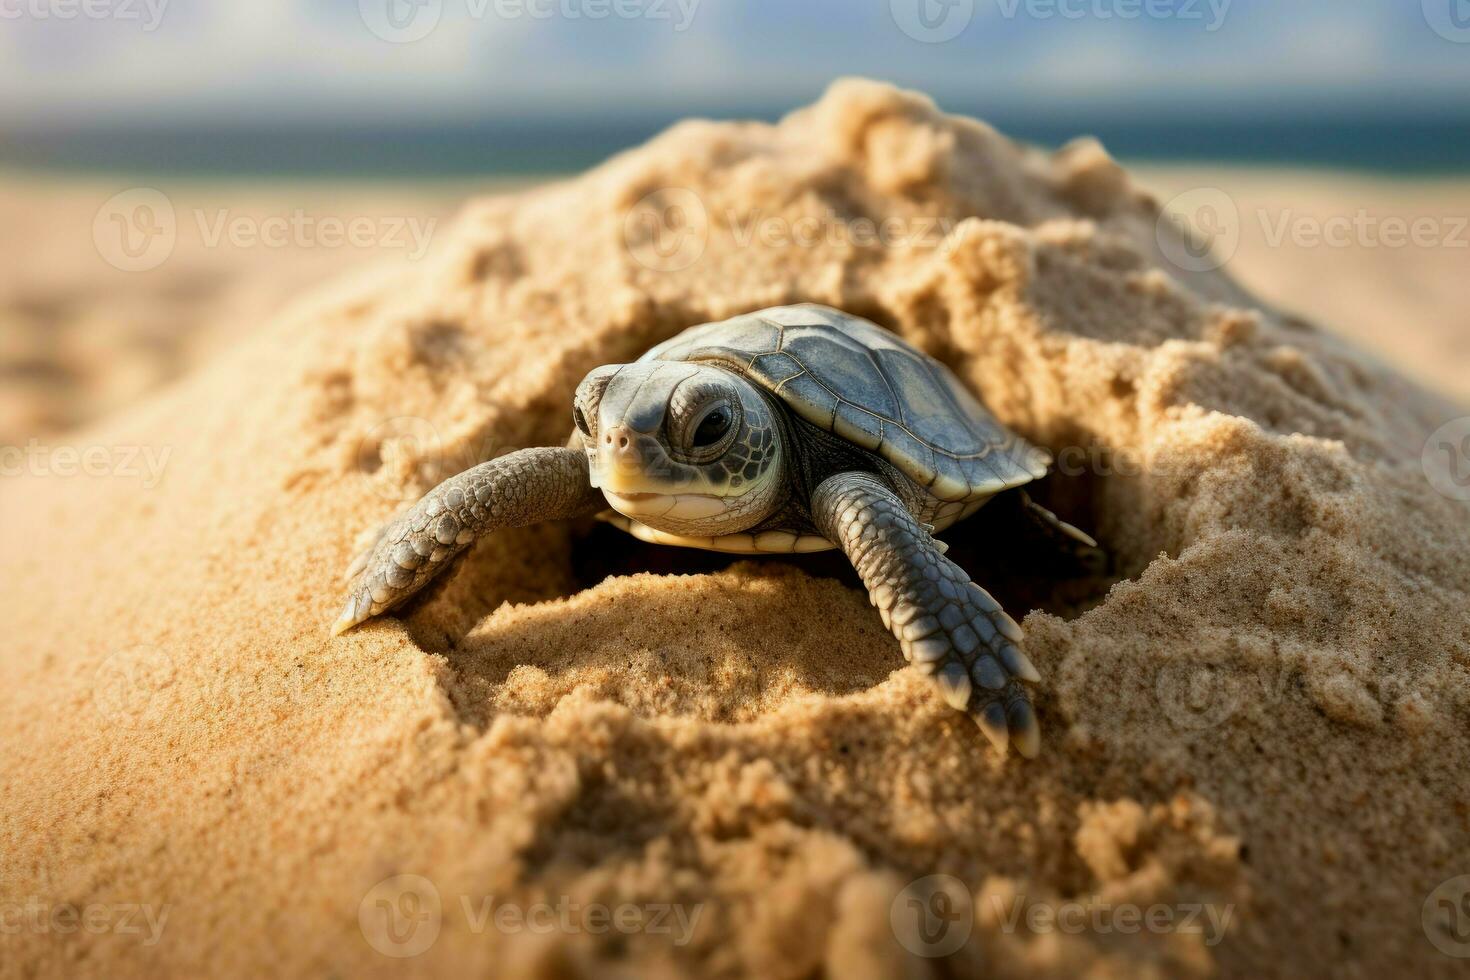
[1135,167,1470,407]
[0,179,477,446]
[2,80,1468,978]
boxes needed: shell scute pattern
[832,400,883,451]
[642,304,1048,503]
[750,350,804,386]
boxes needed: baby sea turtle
[334,304,1096,757]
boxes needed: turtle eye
[670,379,742,461]
[691,404,732,448]
[573,405,592,438]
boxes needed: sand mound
[3,80,1468,978]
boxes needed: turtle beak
[592,425,650,494]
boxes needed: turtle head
[572,361,785,535]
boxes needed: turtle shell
[640,305,1050,503]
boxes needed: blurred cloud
[0,0,1465,124]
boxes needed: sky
[0,0,1467,125]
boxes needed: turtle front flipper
[812,472,1043,758]
[333,446,602,635]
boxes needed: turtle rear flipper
[1011,490,1107,577]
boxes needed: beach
[1,80,1468,978]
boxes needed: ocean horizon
[3,108,1467,178]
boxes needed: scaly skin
[811,471,1043,757]
[333,447,602,634]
